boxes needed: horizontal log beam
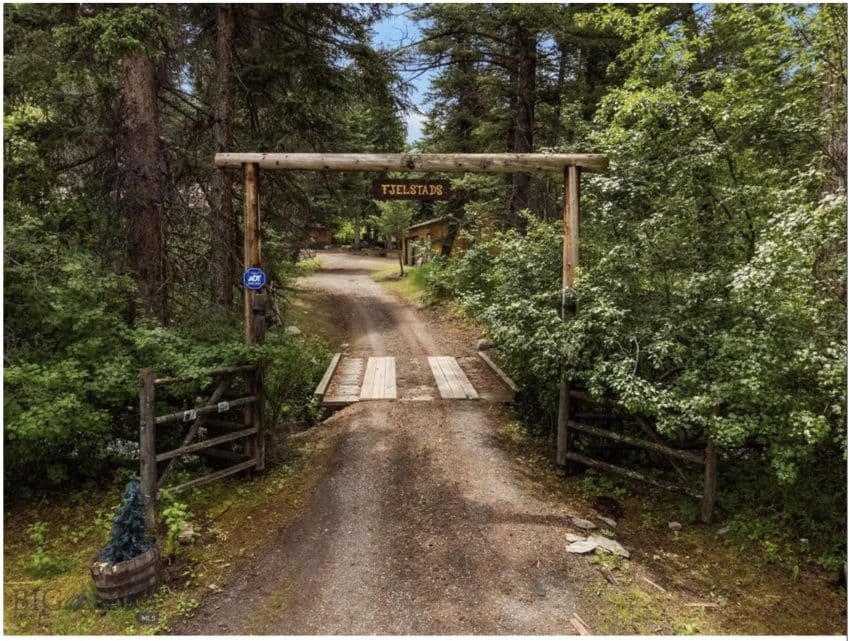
[477,351,519,392]
[153,375,195,386]
[564,452,703,499]
[214,153,608,174]
[158,459,257,497]
[155,395,257,425]
[153,364,257,387]
[314,353,342,398]
[568,390,621,408]
[155,427,257,462]
[568,420,704,465]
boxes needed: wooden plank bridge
[315,353,517,407]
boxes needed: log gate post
[139,368,157,528]
[701,438,717,523]
[243,162,261,344]
[242,162,265,472]
[556,165,581,473]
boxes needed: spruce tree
[98,479,154,564]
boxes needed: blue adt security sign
[243,267,266,290]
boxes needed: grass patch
[491,415,847,634]
[4,435,333,635]
[295,257,321,275]
[370,264,429,306]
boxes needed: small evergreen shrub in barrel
[91,479,160,601]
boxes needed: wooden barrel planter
[90,546,161,602]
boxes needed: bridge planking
[428,356,478,400]
[359,357,397,401]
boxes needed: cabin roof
[405,216,449,233]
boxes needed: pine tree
[98,479,154,564]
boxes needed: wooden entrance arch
[214,151,608,473]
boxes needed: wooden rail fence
[559,385,717,523]
[139,363,265,525]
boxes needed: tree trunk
[441,218,460,257]
[442,44,478,257]
[121,52,167,324]
[554,39,567,134]
[820,5,847,195]
[507,25,536,226]
[353,209,361,251]
[210,5,236,313]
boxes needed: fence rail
[139,363,265,525]
[559,386,717,523]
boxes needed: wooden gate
[560,385,717,522]
[138,363,265,526]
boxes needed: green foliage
[260,332,331,429]
[677,501,700,526]
[589,550,625,572]
[98,479,153,564]
[3,3,398,491]
[160,497,192,558]
[373,201,414,242]
[580,471,628,502]
[424,4,846,562]
[57,6,170,61]
[427,5,846,483]
[26,521,68,578]
[4,189,328,486]
[372,201,413,274]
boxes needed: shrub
[98,479,154,564]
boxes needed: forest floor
[170,251,845,635]
[4,251,844,635]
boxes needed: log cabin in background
[308,228,334,248]
[402,217,469,266]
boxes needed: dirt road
[173,251,598,634]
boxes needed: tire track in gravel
[171,251,593,634]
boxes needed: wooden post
[563,165,580,316]
[243,162,261,345]
[700,438,717,523]
[241,163,265,469]
[252,295,267,470]
[139,368,157,528]
[556,165,581,471]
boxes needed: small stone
[717,526,730,536]
[476,338,491,350]
[668,521,682,531]
[564,533,585,543]
[599,516,617,528]
[207,583,219,592]
[571,517,598,530]
[589,534,630,558]
[534,584,547,597]
[285,325,302,336]
[177,522,197,544]
[567,539,599,554]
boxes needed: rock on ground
[571,517,598,530]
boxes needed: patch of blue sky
[372,4,434,145]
